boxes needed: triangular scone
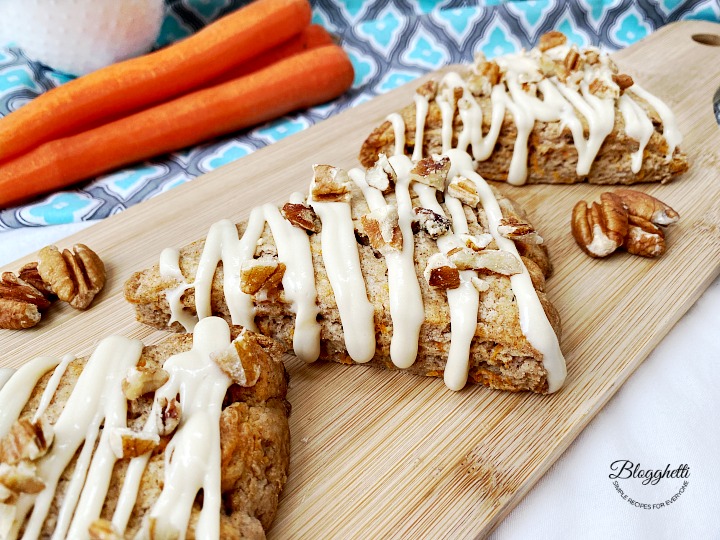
[359,31,688,186]
[125,153,566,394]
[0,317,290,539]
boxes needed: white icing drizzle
[32,353,74,423]
[618,93,654,173]
[261,198,321,363]
[412,92,429,161]
[391,47,681,185]
[3,318,238,538]
[349,160,424,369]
[627,82,682,159]
[160,247,198,332]
[386,113,406,157]
[22,336,143,539]
[144,317,232,540]
[0,356,60,439]
[309,195,376,364]
[194,217,261,330]
[0,368,14,392]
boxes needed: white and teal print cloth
[0,0,717,229]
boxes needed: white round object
[0,0,165,76]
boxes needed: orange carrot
[0,45,354,208]
[0,0,312,162]
[206,24,335,86]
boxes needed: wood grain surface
[2,21,719,538]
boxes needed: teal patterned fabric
[0,0,717,229]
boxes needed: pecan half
[282,202,321,233]
[613,189,679,226]
[0,272,52,329]
[409,155,451,190]
[624,215,666,258]
[37,244,105,310]
[571,193,628,258]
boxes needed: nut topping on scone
[365,153,397,194]
[497,216,544,245]
[409,155,450,190]
[413,207,452,238]
[361,205,403,252]
[282,202,321,233]
[447,175,480,207]
[311,164,351,203]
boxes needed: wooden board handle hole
[692,33,720,46]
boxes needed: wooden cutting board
[2,21,719,538]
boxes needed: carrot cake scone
[0,317,290,539]
[125,153,566,394]
[359,31,688,185]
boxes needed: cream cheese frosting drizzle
[309,187,376,364]
[160,247,197,332]
[21,336,143,539]
[0,356,60,439]
[32,354,74,423]
[0,369,14,392]
[349,161,424,369]
[397,45,681,185]
[261,197,321,363]
[144,316,232,540]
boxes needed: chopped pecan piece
[585,50,600,65]
[155,397,181,436]
[459,233,493,251]
[409,155,450,190]
[0,462,44,494]
[588,78,619,99]
[447,175,480,207]
[211,329,266,387]
[365,153,397,194]
[311,164,351,203]
[37,244,105,310]
[413,208,452,239]
[240,259,286,296]
[470,276,490,292]
[89,519,123,540]
[109,428,159,459]
[416,80,438,100]
[0,418,53,464]
[612,73,634,93]
[282,202,321,233]
[571,193,628,258]
[564,47,583,72]
[361,205,403,253]
[538,31,567,52]
[497,216,544,245]
[448,248,523,276]
[624,215,666,258]
[122,363,170,401]
[424,254,460,290]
